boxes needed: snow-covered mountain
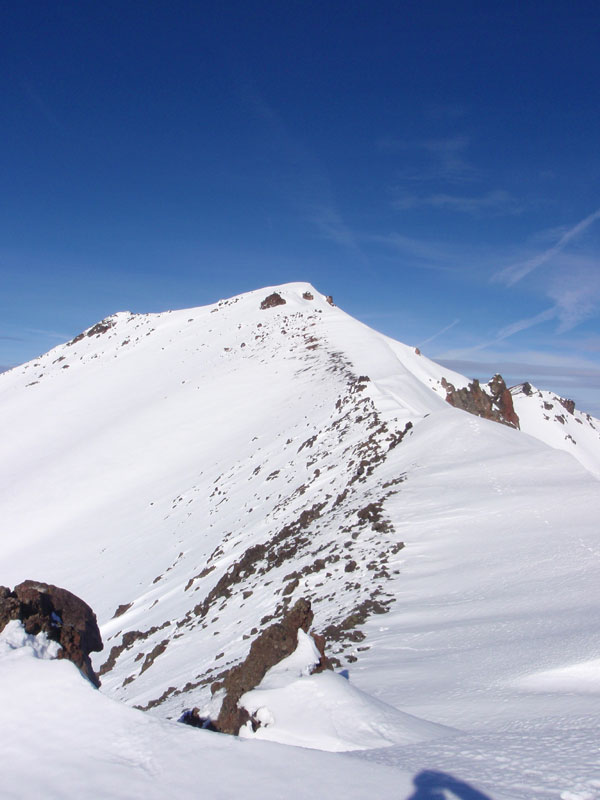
[1,283,599,799]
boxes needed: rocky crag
[442,373,520,429]
[0,581,103,686]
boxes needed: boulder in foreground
[0,580,103,686]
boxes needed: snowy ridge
[511,382,600,478]
[1,282,600,798]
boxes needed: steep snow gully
[1,283,599,799]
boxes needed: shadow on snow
[406,770,492,800]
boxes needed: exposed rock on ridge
[260,293,286,310]
[442,374,520,429]
[0,580,103,686]
[211,598,331,735]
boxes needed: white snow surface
[238,630,453,750]
[0,619,61,659]
[0,623,419,800]
[1,282,599,798]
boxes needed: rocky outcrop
[442,374,520,429]
[487,374,520,428]
[302,291,314,301]
[558,397,576,415]
[325,295,335,306]
[260,293,286,310]
[0,581,103,686]
[68,317,116,346]
[211,598,331,735]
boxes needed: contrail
[418,318,460,347]
[495,207,600,285]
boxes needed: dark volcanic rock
[213,598,330,735]
[443,374,520,429]
[260,293,286,310]
[67,317,115,346]
[559,397,576,415]
[310,632,334,674]
[487,374,520,429]
[0,580,103,686]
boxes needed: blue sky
[2,1,599,413]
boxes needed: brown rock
[214,598,330,735]
[260,293,286,310]
[559,397,576,415]
[325,295,335,306]
[0,581,103,686]
[302,291,314,300]
[310,632,334,674]
[488,374,520,429]
[444,373,520,429]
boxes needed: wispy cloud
[579,334,600,353]
[437,307,559,358]
[438,356,600,390]
[393,189,522,216]
[418,135,475,181]
[496,307,557,341]
[495,207,600,285]
[24,327,72,341]
[546,256,600,333]
[239,80,364,260]
[309,204,362,255]
[418,318,460,347]
[365,232,468,271]
[379,134,478,183]
[383,135,523,216]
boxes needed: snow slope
[0,621,420,800]
[511,382,600,478]
[1,282,599,798]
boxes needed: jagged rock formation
[211,598,331,735]
[0,581,103,686]
[442,374,520,429]
[558,397,576,416]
